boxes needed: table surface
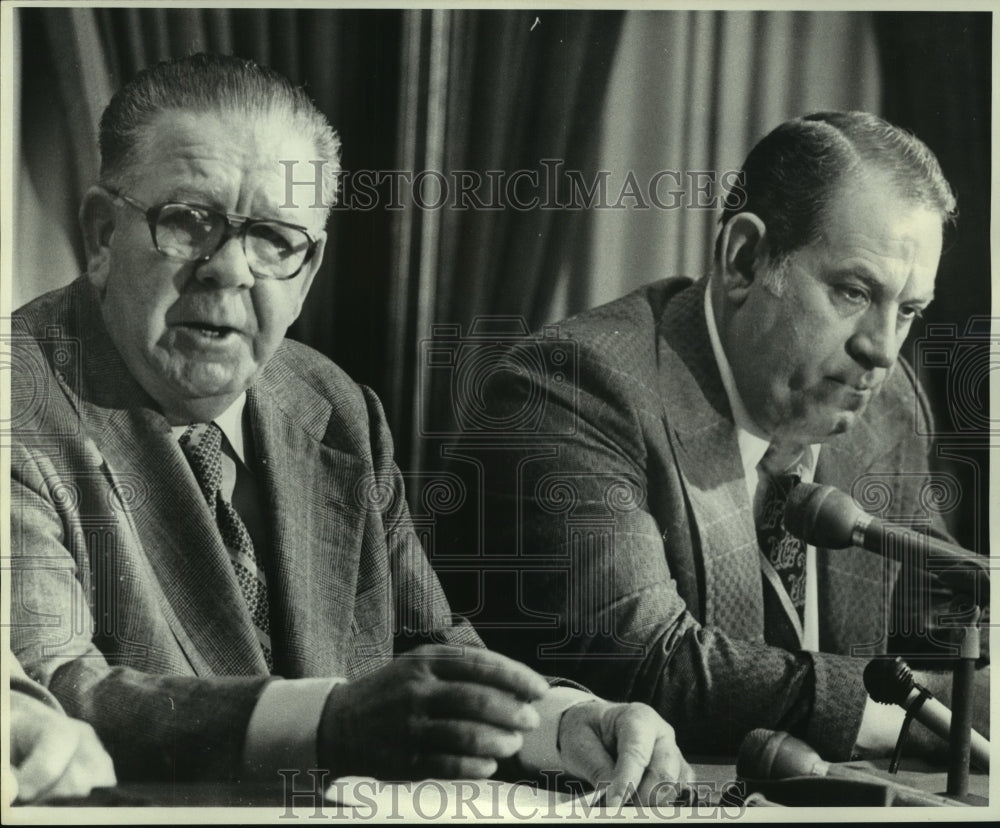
[8,756,988,816]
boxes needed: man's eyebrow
[904,291,936,307]
[827,266,883,290]
[167,189,224,208]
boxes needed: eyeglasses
[105,188,319,280]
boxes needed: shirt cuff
[518,686,595,773]
[242,677,345,779]
[853,696,907,756]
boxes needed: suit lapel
[69,282,267,676]
[655,280,764,639]
[247,381,367,679]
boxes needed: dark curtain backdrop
[404,11,624,464]
[874,12,992,553]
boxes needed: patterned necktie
[756,472,806,626]
[179,422,273,671]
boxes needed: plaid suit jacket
[450,276,954,761]
[9,278,481,781]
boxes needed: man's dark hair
[98,52,341,210]
[716,111,956,263]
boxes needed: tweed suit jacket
[9,278,482,781]
[451,276,954,761]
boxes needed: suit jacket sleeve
[454,338,873,760]
[11,439,273,782]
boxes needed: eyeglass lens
[154,204,311,279]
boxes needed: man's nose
[848,308,899,370]
[191,236,256,289]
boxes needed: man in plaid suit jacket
[447,113,988,762]
[8,53,691,801]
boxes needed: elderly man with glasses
[9,53,691,803]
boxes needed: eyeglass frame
[102,187,320,281]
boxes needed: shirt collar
[170,393,248,465]
[702,282,820,482]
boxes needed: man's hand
[557,700,694,807]
[319,644,548,780]
[9,691,117,804]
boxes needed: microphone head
[783,483,861,549]
[863,657,916,706]
[737,728,826,780]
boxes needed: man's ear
[716,212,768,305]
[291,231,327,319]
[79,186,118,289]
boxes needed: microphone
[783,483,989,602]
[737,729,968,807]
[864,657,989,771]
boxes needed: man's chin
[159,392,245,425]
[828,416,854,436]
[172,360,252,398]
[155,370,252,424]
[777,408,863,445]
[821,407,866,439]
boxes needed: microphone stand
[946,605,980,799]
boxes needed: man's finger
[649,731,683,780]
[636,733,687,805]
[678,756,695,786]
[606,708,656,806]
[425,681,540,731]
[14,727,82,802]
[76,730,117,787]
[47,755,114,803]
[424,646,549,700]
[421,719,524,758]
[420,753,499,780]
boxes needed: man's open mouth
[182,323,235,336]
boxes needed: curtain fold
[583,11,882,311]
[389,10,626,468]
[436,11,624,331]
[15,8,114,308]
